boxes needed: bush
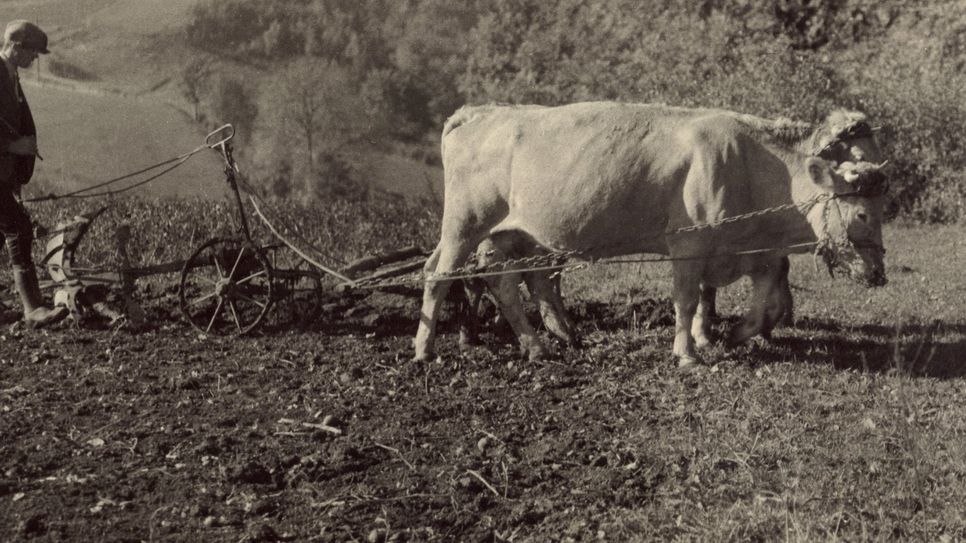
[458,0,965,223]
[460,3,845,120]
[847,17,966,223]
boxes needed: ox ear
[805,157,836,191]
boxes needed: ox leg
[550,273,579,339]
[761,258,793,340]
[777,257,794,327]
[487,273,547,361]
[729,260,783,346]
[760,280,786,340]
[525,272,578,347]
[414,243,475,361]
[701,284,719,320]
[690,283,715,350]
[671,263,703,367]
[458,279,485,348]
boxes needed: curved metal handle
[205,124,235,149]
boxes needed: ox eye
[857,212,869,223]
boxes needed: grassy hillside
[0,0,116,28]
[22,77,226,201]
[2,0,446,203]
[2,0,235,201]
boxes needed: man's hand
[6,136,38,157]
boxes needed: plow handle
[205,124,235,149]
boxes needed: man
[0,20,66,327]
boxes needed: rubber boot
[13,268,68,328]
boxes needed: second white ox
[415,102,887,366]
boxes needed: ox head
[803,158,888,287]
[815,111,884,165]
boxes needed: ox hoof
[677,354,703,369]
[527,346,548,362]
[693,335,713,350]
[412,351,436,363]
[24,305,69,330]
[727,325,758,348]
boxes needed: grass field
[22,77,226,201]
[563,224,965,374]
[446,223,966,540]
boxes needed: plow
[30,125,434,336]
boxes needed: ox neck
[755,147,830,246]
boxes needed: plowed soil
[1,291,682,542]
[3,283,966,542]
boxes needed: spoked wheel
[262,244,325,330]
[179,238,274,336]
[270,269,324,329]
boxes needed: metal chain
[343,192,834,291]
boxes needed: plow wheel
[179,238,273,336]
[268,263,324,330]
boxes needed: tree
[207,75,259,148]
[388,0,479,127]
[255,58,368,200]
[180,58,211,122]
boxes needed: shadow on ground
[762,318,966,378]
[206,291,965,380]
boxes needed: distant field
[21,77,227,201]
[17,77,443,204]
[345,145,444,203]
[0,0,116,29]
[4,0,221,201]
[1,0,198,31]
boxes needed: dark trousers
[0,188,34,273]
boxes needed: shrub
[847,17,966,223]
[459,0,965,223]
[460,2,845,120]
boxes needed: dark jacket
[0,63,37,190]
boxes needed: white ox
[464,110,885,346]
[700,109,886,328]
[415,102,887,366]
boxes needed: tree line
[181,0,965,223]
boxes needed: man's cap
[4,20,49,54]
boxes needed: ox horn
[835,160,888,183]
